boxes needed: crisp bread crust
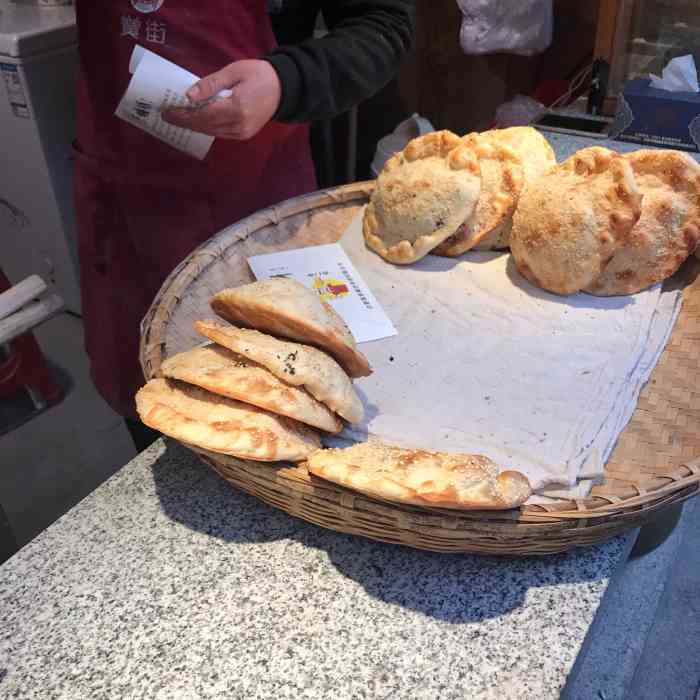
[161,345,342,434]
[194,320,364,424]
[433,133,524,257]
[307,442,531,510]
[510,147,643,295]
[363,131,482,264]
[471,126,557,251]
[585,149,700,296]
[210,278,371,378]
[136,378,321,462]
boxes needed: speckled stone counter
[0,440,632,699]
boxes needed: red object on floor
[0,268,64,407]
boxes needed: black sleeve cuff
[264,53,304,123]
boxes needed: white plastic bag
[494,94,546,127]
[458,0,553,56]
[370,113,435,177]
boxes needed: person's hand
[161,59,281,140]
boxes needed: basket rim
[139,181,700,534]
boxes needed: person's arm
[162,1,414,139]
[265,0,415,123]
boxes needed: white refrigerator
[0,1,80,312]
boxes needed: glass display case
[595,0,700,114]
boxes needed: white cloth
[331,212,682,501]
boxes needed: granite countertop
[0,439,633,699]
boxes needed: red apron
[74,0,317,419]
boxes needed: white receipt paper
[115,45,215,160]
[247,244,397,343]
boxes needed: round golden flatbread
[510,146,643,295]
[433,132,524,257]
[161,344,343,433]
[472,126,557,251]
[194,320,364,424]
[483,126,556,185]
[210,278,371,379]
[136,378,321,462]
[307,442,531,510]
[363,130,481,264]
[585,149,700,296]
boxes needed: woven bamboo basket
[140,182,700,555]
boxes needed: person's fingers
[186,63,241,103]
[161,98,241,133]
[161,60,280,140]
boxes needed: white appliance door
[1,43,81,313]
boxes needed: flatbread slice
[585,149,700,296]
[307,442,531,510]
[161,345,342,433]
[136,378,320,462]
[195,320,364,424]
[433,133,524,256]
[363,130,482,264]
[510,146,643,295]
[210,278,371,378]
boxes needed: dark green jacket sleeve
[265,0,414,123]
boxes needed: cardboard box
[613,78,700,152]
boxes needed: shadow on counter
[151,440,627,624]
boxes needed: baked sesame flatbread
[161,344,342,433]
[585,149,700,295]
[510,146,643,295]
[472,126,557,251]
[483,126,556,186]
[195,320,364,424]
[210,278,371,378]
[363,130,482,264]
[307,442,531,510]
[434,132,524,256]
[136,378,320,462]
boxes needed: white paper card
[247,243,397,343]
[115,45,215,160]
